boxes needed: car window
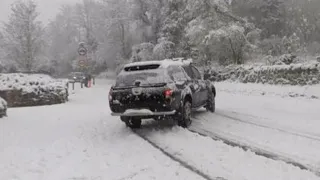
[191,66,201,79]
[182,66,193,79]
[167,66,188,81]
[115,69,171,87]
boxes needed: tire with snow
[177,100,192,128]
[121,116,142,129]
[205,86,216,113]
[206,92,215,113]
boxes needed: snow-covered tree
[153,38,175,60]
[203,23,247,65]
[2,0,45,72]
[130,42,155,62]
[46,5,79,76]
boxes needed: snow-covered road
[189,88,320,173]
[1,80,319,180]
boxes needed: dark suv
[109,59,216,128]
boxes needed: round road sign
[79,60,86,67]
[78,47,87,56]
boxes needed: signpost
[75,42,94,87]
[78,42,88,69]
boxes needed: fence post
[81,82,83,88]
[93,77,95,85]
[72,82,75,90]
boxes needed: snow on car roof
[123,58,193,69]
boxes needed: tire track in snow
[132,128,227,180]
[213,112,320,142]
[188,117,320,177]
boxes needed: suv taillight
[108,88,113,101]
[164,89,173,98]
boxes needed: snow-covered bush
[130,42,155,62]
[0,73,68,107]
[213,62,320,86]
[203,23,247,65]
[264,54,299,65]
[153,39,175,60]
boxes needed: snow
[1,79,319,180]
[222,61,320,72]
[136,126,319,180]
[189,82,320,173]
[0,80,204,180]
[215,81,320,99]
[124,109,154,115]
[0,73,68,94]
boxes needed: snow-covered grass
[215,81,320,99]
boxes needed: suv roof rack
[169,57,193,64]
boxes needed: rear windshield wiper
[114,83,167,89]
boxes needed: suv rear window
[124,64,160,71]
[115,69,171,87]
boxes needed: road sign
[78,55,87,67]
[78,47,87,56]
[79,60,85,67]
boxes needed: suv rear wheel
[206,93,215,113]
[177,100,192,128]
[206,88,216,113]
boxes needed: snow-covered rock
[0,73,68,107]
[213,62,320,86]
[0,96,7,117]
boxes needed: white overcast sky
[0,0,80,24]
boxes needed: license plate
[132,87,142,95]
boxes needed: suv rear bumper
[111,109,176,117]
